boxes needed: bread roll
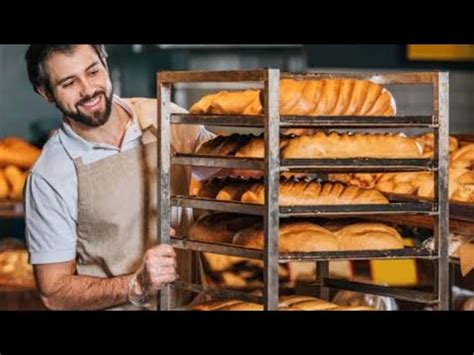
[240,180,388,205]
[190,78,396,116]
[232,221,339,252]
[415,133,459,158]
[335,223,404,251]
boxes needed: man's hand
[128,231,179,307]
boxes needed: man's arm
[34,261,131,310]
[34,242,177,310]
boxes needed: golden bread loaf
[190,78,396,116]
[232,222,339,252]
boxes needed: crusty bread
[240,180,389,205]
[235,134,295,158]
[196,133,254,156]
[278,295,320,307]
[193,299,242,311]
[232,221,339,252]
[335,223,404,251]
[330,306,375,311]
[414,133,459,158]
[190,78,396,116]
[282,132,423,159]
[221,302,264,311]
[289,299,338,310]
[195,177,257,199]
[189,213,260,244]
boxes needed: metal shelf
[171,114,435,128]
[170,281,263,304]
[157,69,450,310]
[173,154,436,172]
[171,237,436,262]
[321,278,438,305]
[171,196,436,217]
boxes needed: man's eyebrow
[57,61,100,85]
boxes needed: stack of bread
[0,137,41,201]
[193,176,389,206]
[329,134,474,203]
[193,294,375,311]
[190,213,405,252]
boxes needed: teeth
[82,96,100,107]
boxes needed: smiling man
[24,45,215,310]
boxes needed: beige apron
[74,98,206,310]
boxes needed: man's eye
[63,81,74,88]
[89,69,99,76]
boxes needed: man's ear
[37,86,55,103]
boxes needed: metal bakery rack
[156,69,450,310]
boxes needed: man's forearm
[41,274,133,310]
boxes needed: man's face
[43,45,113,127]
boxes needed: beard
[56,88,114,128]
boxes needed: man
[24,44,215,310]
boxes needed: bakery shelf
[171,237,436,262]
[158,69,450,310]
[382,193,474,224]
[171,196,436,217]
[173,154,436,173]
[171,113,435,128]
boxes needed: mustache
[76,91,105,106]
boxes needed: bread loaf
[193,299,242,311]
[281,132,423,159]
[190,78,396,116]
[335,223,404,250]
[232,221,339,252]
[240,179,389,205]
[196,133,254,156]
[235,134,295,158]
[189,213,260,244]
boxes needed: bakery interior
[1,44,474,311]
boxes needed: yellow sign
[407,45,474,61]
[370,239,418,286]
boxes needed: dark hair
[25,45,108,94]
